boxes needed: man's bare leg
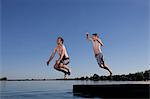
[64,73,67,79]
[54,65,64,72]
[59,63,71,75]
[54,63,68,78]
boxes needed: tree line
[75,70,150,81]
[0,70,149,81]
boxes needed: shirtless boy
[86,32,112,76]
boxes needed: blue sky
[0,0,1,75]
[1,0,149,79]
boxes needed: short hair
[92,33,99,37]
[57,37,64,44]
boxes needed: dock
[73,84,149,98]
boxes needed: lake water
[0,80,149,99]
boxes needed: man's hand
[56,60,60,65]
[47,60,50,66]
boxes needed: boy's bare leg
[101,64,112,76]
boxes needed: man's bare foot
[67,69,71,75]
[64,73,67,79]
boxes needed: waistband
[95,53,102,57]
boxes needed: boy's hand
[86,32,89,39]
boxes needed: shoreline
[0,79,150,83]
[1,70,150,81]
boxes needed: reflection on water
[0,80,149,99]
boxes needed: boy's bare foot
[104,63,108,67]
[109,71,112,76]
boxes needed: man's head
[92,33,99,41]
[57,37,64,45]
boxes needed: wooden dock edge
[73,84,150,98]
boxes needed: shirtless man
[86,32,112,76]
[47,37,71,79]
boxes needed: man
[86,32,112,76]
[47,37,71,79]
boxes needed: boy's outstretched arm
[97,38,104,46]
[47,48,57,66]
[86,32,92,41]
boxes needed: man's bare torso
[56,45,69,57]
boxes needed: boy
[47,37,71,79]
[86,32,112,76]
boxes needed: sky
[1,0,149,79]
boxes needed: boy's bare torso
[92,40,102,55]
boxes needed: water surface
[0,80,149,99]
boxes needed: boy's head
[92,33,99,40]
[57,37,64,45]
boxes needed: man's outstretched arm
[47,48,57,66]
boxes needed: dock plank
[73,84,149,98]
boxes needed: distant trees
[76,70,150,81]
[143,70,150,80]
[0,77,7,81]
[0,70,149,81]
